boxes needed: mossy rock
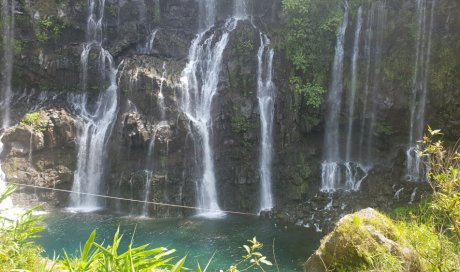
[304,208,427,272]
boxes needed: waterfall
[141,170,153,217]
[234,0,248,19]
[68,0,119,212]
[0,0,14,209]
[342,6,369,191]
[140,60,168,216]
[181,0,245,217]
[345,7,363,163]
[321,2,387,193]
[363,1,385,163]
[157,62,167,120]
[406,0,436,182]
[1,0,14,129]
[257,33,276,212]
[198,0,216,30]
[139,29,158,54]
[321,3,349,192]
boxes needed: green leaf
[170,256,187,272]
[243,245,250,254]
[81,229,97,261]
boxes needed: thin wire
[5,182,259,216]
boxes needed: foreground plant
[420,127,460,241]
[59,228,186,272]
[0,184,44,272]
[224,237,273,272]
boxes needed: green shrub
[20,112,48,132]
[0,185,45,272]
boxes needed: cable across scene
[5,182,259,217]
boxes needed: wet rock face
[3,0,460,224]
[2,109,79,208]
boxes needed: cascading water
[234,0,248,19]
[321,3,349,192]
[0,0,14,209]
[406,0,436,182]
[198,0,216,30]
[342,7,368,191]
[345,7,363,163]
[1,0,14,129]
[360,1,385,163]
[181,0,244,217]
[257,33,276,212]
[321,2,386,193]
[139,29,158,54]
[68,0,119,212]
[157,62,167,120]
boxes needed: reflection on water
[37,212,322,271]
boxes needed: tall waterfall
[345,7,363,163]
[257,34,276,212]
[321,2,386,193]
[0,0,14,209]
[1,0,14,129]
[181,0,244,217]
[68,0,119,212]
[342,6,368,191]
[321,3,349,192]
[406,0,436,182]
[359,1,385,164]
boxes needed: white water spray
[0,0,14,209]
[406,0,436,182]
[68,0,119,212]
[321,3,349,192]
[257,33,276,211]
[181,0,245,217]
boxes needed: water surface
[37,212,322,271]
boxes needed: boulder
[304,208,427,272]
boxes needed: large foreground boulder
[304,208,427,272]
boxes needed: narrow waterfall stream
[157,62,167,120]
[406,0,436,182]
[0,0,14,209]
[257,33,276,212]
[1,0,14,129]
[321,3,349,192]
[68,0,119,212]
[343,6,367,191]
[139,29,158,54]
[345,7,363,163]
[234,0,248,19]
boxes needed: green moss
[35,17,65,44]
[374,122,395,136]
[20,112,48,133]
[235,29,254,57]
[231,115,252,134]
[311,209,428,272]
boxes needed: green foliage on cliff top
[20,112,48,132]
